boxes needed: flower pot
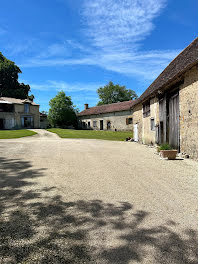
[160,150,178,160]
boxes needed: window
[88,121,90,128]
[143,101,150,118]
[126,118,133,125]
[93,121,97,128]
[151,118,155,131]
[24,103,29,113]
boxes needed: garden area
[47,128,133,141]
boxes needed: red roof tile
[78,100,136,116]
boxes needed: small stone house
[78,101,136,131]
[40,112,48,129]
[0,97,40,129]
[132,37,198,159]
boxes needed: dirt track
[1,129,198,264]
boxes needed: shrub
[159,143,172,151]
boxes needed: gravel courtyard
[1,129,198,264]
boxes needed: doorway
[134,123,138,142]
[0,119,4,129]
[100,120,103,130]
[168,92,180,150]
[21,116,34,128]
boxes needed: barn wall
[180,65,198,159]
[78,110,133,131]
[142,97,159,145]
[133,103,143,143]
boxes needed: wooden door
[169,92,180,150]
[159,97,166,144]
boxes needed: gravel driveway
[1,129,198,264]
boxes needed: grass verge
[47,128,133,141]
[0,129,37,139]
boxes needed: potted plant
[159,143,178,160]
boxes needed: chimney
[84,103,89,110]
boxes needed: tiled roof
[138,37,198,103]
[0,97,39,106]
[78,100,136,116]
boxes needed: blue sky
[0,0,197,111]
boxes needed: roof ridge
[84,99,134,110]
[138,37,198,103]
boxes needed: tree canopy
[48,91,77,128]
[97,81,138,105]
[0,52,32,99]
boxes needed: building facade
[132,37,198,159]
[78,101,135,131]
[0,97,40,129]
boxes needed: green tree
[0,52,33,99]
[48,91,77,128]
[97,81,138,105]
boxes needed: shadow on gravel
[0,157,198,263]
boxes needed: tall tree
[0,52,33,99]
[48,91,77,128]
[97,81,138,105]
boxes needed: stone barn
[132,37,198,159]
[78,101,136,131]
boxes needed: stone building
[78,101,135,131]
[0,97,40,129]
[40,112,48,129]
[132,37,198,159]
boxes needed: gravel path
[1,129,198,263]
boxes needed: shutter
[126,118,129,125]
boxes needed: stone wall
[0,103,40,129]
[180,65,198,159]
[78,110,133,131]
[132,103,143,143]
[142,97,159,145]
[15,104,40,128]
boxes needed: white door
[134,124,138,142]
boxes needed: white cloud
[83,0,166,50]
[28,80,104,92]
[19,0,181,81]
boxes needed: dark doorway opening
[100,120,103,130]
[0,119,4,129]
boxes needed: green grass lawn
[47,128,133,141]
[0,129,37,139]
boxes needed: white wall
[78,110,133,131]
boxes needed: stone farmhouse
[78,101,135,131]
[132,37,198,159]
[0,97,40,129]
